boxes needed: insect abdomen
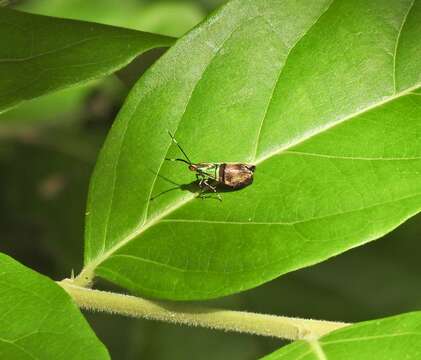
[219,163,255,189]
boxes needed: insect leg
[195,173,207,199]
[196,173,205,188]
[195,171,221,201]
[202,179,222,201]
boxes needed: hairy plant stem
[58,280,349,341]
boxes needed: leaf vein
[162,191,421,226]
[392,0,415,93]
[284,150,421,161]
[0,34,143,63]
[255,84,420,164]
[251,0,335,161]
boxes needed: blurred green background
[1,1,420,359]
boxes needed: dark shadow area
[150,173,246,202]
[116,47,169,89]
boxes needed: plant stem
[58,280,349,341]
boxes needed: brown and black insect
[166,132,255,200]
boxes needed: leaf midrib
[85,193,421,284]
[0,36,103,63]
[0,34,164,64]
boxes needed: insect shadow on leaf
[148,170,203,201]
[149,171,244,202]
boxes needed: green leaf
[0,7,174,114]
[0,253,109,359]
[81,0,421,300]
[0,0,203,124]
[262,311,421,360]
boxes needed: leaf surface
[0,253,109,359]
[262,312,421,360]
[82,0,421,299]
[0,7,174,113]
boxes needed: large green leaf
[0,253,109,359]
[80,0,421,300]
[0,7,174,114]
[263,311,421,359]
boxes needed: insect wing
[222,164,254,189]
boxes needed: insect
[166,131,256,200]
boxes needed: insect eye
[248,165,256,172]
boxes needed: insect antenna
[166,131,193,165]
[165,157,191,165]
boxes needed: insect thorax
[194,163,221,181]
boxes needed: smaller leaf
[263,312,421,360]
[0,7,174,114]
[0,253,109,360]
